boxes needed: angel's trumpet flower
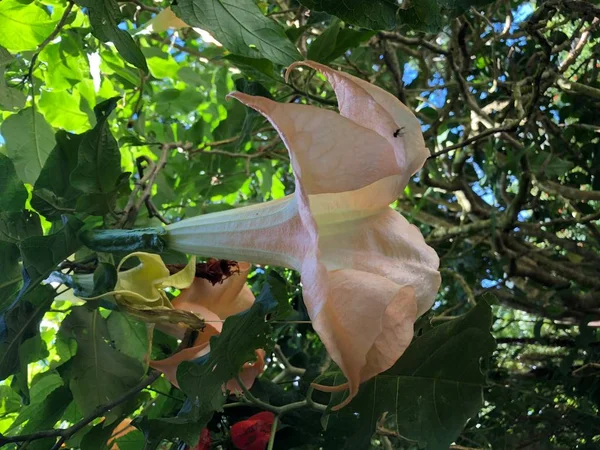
[149,262,265,393]
[83,61,441,409]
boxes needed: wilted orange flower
[150,262,265,393]
[164,61,441,409]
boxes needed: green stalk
[79,227,168,253]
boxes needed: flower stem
[267,414,280,450]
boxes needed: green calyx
[79,227,168,253]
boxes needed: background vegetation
[0,0,599,449]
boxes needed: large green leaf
[324,300,496,450]
[307,20,374,64]
[1,107,56,185]
[106,310,149,363]
[298,0,397,30]
[0,211,41,312]
[7,383,73,450]
[0,284,55,381]
[173,0,301,66]
[38,40,87,91]
[0,211,42,245]
[177,282,278,412]
[0,153,27,212]
[31,131,84,220]
[299,0,492,31]
[38,90,93,133]
[73,0,148,72]
[18,216,84,286]
[70,97,123,194]
[59,306,145,417]
[0,0,59,52]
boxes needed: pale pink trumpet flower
[164,61,441,409]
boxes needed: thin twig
[25,2,74,83]
[0,372,160,448]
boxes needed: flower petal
[159,255,196,290]
[228,92,402,200]
[317,208,441,316]
[149,341,211,388]
[115,252,171,303]
[224,349,266,394]
[287,61,430,177]
[307,270,417,410]
[172,262,254,319]
[146,7,188,32]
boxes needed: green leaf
[298,0,397,30]
[106,310,149,363]
[75,171,131,216]
[29,371,65,404]
[73,0,148,71]
[327,28,375,62]
[59,306,145,417]
[0,384,21,416]
[173,0,301,66]
[1,107,56,185]
[0,211,42,245]
[137,407,213,448]
[307,19,342,63]
[0,241,22,313]
[306,21,375,64]
[8,384,73,450]
[0,65,26,111]
[70,97,123,194]
[31,131,84,220]
[0,284,55,381]
[18,216,84,286]
[397,0,444,32]
[224,54,282,83]
[0,0,59,52]
[38,90,93,133]
[325,300,496,450]
[114,429,145,450]
[80,421,117,450]
[177,282,278,411]
[0,153,27,212]
[38,40,86,91]
[143,47,180,79]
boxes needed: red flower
[230,412,276,450]
[192,428,211,450]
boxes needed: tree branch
[0,372,161,449]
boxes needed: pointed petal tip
[285,60,329,83]
[311,381,349,393]
[311,381,354,410]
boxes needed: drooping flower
[80,252,206,330]
[149,262,265,393]
[161,61,441,409]
[230,411,275,450]
[84,61,441,409]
